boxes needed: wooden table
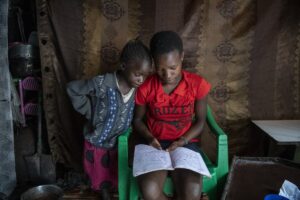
[252,120,300,162]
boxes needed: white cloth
[114,72,135,103]
[279,180,300,200]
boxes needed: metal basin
[21,185,63,200]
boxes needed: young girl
[133,31,211,200]
[67,39,152,199]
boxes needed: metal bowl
[21,185,63,200]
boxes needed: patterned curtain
[36,0,300,169]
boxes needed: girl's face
[124,60,152,88]
[155,50,183,85]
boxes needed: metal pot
[9,44,40,78]
[20,185,63,200]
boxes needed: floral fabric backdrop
[36,0,300,169]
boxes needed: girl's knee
[174,172,202,200]
[138,171,168,200]
[139,180,163,200]
[187,182,202,198]
[175,182,201,200]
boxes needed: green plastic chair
[118,105,229,200]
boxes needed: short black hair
[150,31,183,58]
[120,39,152,66]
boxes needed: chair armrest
[206,106,229,182]
[206,106,226,137]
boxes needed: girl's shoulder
[90,73,117,97]
[92,73,113,82]
[182,70,211,96]
[182,70,207,83]
[91,73,116,87]
[92,74,105,84]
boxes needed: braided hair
[120,39,152,68]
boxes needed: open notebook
[133,144,211,178]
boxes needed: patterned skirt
[83,140,118,191]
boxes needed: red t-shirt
[135,70,211,140]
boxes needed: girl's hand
[166,139,185,152]
[149,138,162,150]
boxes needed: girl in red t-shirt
[133,31,211,200]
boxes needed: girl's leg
[83,141,102,191]
[137,170,168,200]
[83,141,117,200]
[171,169,202,200]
